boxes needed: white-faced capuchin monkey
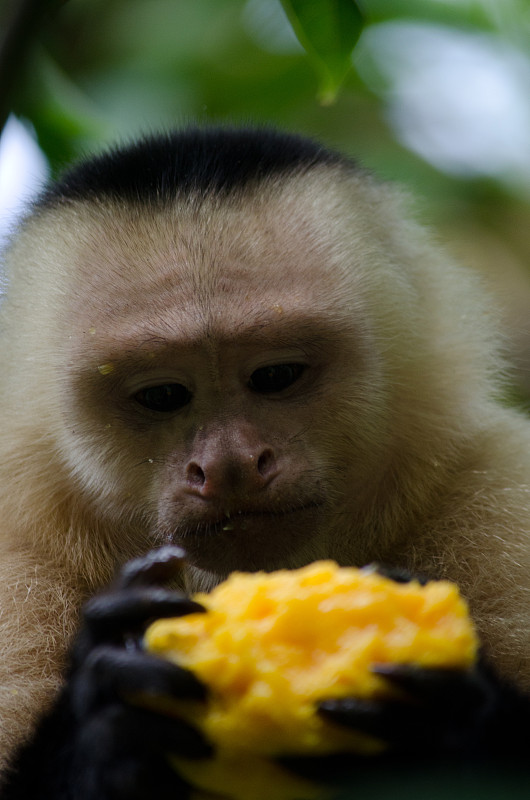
[2,127,530,798]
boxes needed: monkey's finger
[83,587,205,640]
[368,563,430,586]
[90,647,207,700]
[74,646,206,716]
[102,755,191,800]
[83,703,213,760]
[372,664,488,710]
[319,694,479,754]
[117,546,187,589]
[319,697,410,745]
[104,755,193,800]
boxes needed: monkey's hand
[321,563,530,758]
[279,661,530,792]
[320,661,511,757]
[4,546,212,800]
[280,564,530,787]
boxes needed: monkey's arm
[2,547,212,800]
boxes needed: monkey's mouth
[158,498,327,575]
[182,501,324,538]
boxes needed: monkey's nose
[185,448,277,499]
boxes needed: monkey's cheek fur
[144,561,478,800]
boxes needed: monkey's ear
[363,563,431,586]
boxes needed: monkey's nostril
[257,449,276,479]
[186,462,206,487]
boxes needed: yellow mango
[144,561,478,800]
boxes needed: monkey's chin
[163,505,327,580]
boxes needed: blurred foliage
[0,0,524,181]
[279,1,364,103]
[1,0,530,394]
[0,3,522,177]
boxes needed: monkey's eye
[133,383,192,413]
[248,363,305,394]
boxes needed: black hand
[280,660,530,792]
[320,659,530,760]
[73,545,204,655]
[279,667,486,786]
[4,547,211,800]
[320,664,492,756]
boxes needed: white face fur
[30,173,396,589]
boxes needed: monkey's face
[54,184,393,582]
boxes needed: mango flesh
[144,561,478,800]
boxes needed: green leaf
[279,0,363,103]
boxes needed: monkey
[1,126,530,793]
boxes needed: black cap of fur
[39,127,349,208]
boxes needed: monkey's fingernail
[119,546,188,587]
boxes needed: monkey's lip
[164,501,326,575]
[176,501,324,538]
